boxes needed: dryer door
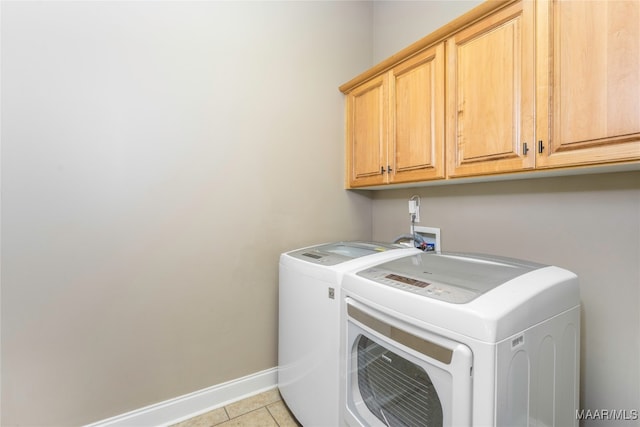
[345,299,473,427]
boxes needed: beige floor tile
[224,388,281,419]
[216,408,277,427]
[171,406,229,427]
[266,400,301,427]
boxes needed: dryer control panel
[356,252,543,304]
[357,268,479,303]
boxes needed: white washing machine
[278,241,419,427]
[341,252,580,427]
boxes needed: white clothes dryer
[278,242,419,427]
[341,252,580,427]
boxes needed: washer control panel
[357,267,479,304]
[288,242,398,266]
[288,250,348,266]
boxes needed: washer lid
[356,252,545,303]
[287,241,401,266]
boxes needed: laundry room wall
[371,172,640,423]
[370,1,640,424]
[0,1,373,425]
[372,0,482,64]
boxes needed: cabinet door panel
[346,75,388,187]
[447,1,535,177]
[458,23,516,161]
[536,0,640,167]
[390,43,445,183]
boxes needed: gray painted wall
[372,0,482,63]
[371,172,640,422]
[0,1,372,425]
[2,0,638,425]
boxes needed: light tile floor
[171,388,301,427]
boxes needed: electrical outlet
[408,200,420,223]
[412,226,441,252]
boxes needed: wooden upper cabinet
[345,44,445,188]
[346,74,388,187]
[342,0,640,188]
[446,0,535,177]
[389,44,445,184]
[536,0,640,168]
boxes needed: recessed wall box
[412,226,441,252]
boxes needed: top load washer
[341,252,580,427]
[278,241,419,427]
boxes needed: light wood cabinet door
[389,43,446,184]
[446,0,535,177]
[345,44,445,188]
[536,0,640,168]
[345,74,388,187]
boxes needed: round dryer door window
[345,299,473,427]
[357,335,443,426]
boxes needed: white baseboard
[85,367,279,427]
